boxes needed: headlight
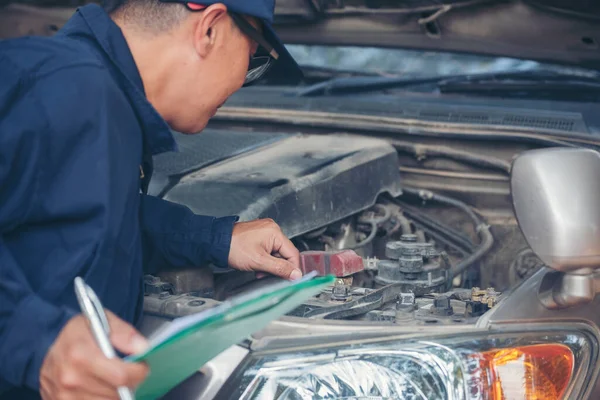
[222,325,598,400]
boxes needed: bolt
[400,292,416,305]
[432,295,453,316]
[364,257,379,270]
[161,283,174,292]
[332,284,350,300]
[396,292,417,311]
[381,310,396,321]
[385,241,403,259]
[433,295,450,308]
[331,278,352,301]
[401,234,418,242]
[159,291,171,300]
[465,301,488,317]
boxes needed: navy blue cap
[161,0,303,85]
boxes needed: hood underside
[271,0,600,70]
[0,0,599,70]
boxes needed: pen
[74,277,136,400]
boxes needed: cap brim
[260,22,304,85]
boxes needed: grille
[501,115,575,131]
[417,109,578,131]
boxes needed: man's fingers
[41,314,148,400]
[106,311,148,355]
[270,233,301,279]
[271,234,300,269]
[76,393,119,400]
[85,357,127,387]
[123,362,149,387]
[260,255,301,279]
[60,387,122,400]
[228,218,303,279]
[76,373,123,399]
[57,352,133,395]
[86,357,148,390]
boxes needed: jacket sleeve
[0,69,76,391]
[139,194,239,274]
[0,243,76,391]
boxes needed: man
[0,0,304,398]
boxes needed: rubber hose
[395,213,413,235]
[402,187,483,227]
[450,224,494,278]
[400,187,495,278]
[358,203,392,225]
[393,141,511,173]
[349,220,379,249]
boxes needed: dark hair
[103,0,189,33]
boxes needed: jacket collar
[58,4,178,156]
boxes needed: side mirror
[511,147,600,273]
[511,147,600,309]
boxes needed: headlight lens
[225,328,597,400]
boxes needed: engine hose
[393,201,475,254]
[392,141,511,173]
[415,229,427,243]
[402,187,483,226]
[348,204,392,249]
[348,220,379,249]
[304,226,327,239]
[400,187,495,278]
[358,203,392,224]
[451,224,494,278]
[395,212,413,235]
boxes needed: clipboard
[126,272,335,400]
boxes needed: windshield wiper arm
[298,64,386,78]
[294,70,600,97]
[294,75,443,97]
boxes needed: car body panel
[2,0,600,71]
[272,0,600,70]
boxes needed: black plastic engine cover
[150,129,402,238]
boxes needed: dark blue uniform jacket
[0,4,237,397]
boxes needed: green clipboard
[126,272,334,400]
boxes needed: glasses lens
[245,56,272,86]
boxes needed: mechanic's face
[166,5,258,134]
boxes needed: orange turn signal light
[476,344,574,400]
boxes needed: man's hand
[40,311,149,400]
[228,219,302,280]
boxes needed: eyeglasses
[228,11,278,86]
[184,3,279,86]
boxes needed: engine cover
[150,129,402,238]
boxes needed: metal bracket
[538,268,600,309]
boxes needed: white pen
[74,277,136,400]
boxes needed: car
[2,0,600,399]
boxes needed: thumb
[261,255,303,280]
[106,311,149,355]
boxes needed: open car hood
[0,0,598,71]
[271,0,600,71]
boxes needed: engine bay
[143,129,546,325]
[143,195,509,326]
